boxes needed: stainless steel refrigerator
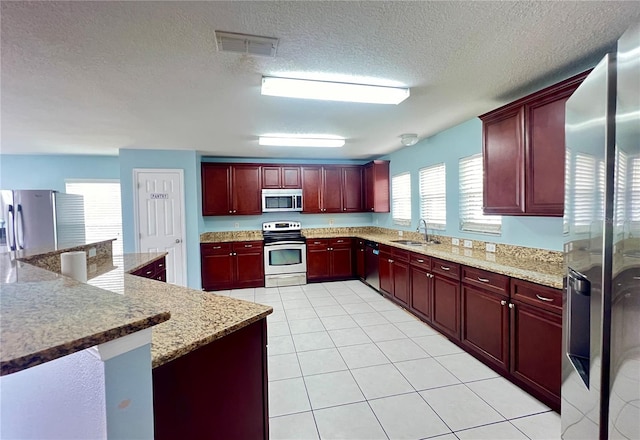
[0,190,85,252]
[562,22,639,439]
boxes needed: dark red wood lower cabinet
[461,285,509,372]
[410,265,432,321]
[153,320,268,440]
[510,300,562,411]
[431,275,461,340]
[392,260,410,306]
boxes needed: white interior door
[134,169,186,286]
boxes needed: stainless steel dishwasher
[364,240,380,291]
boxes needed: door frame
[132,168,188,286]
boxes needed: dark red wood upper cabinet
[262,165,301,189]
[202,164,232,215]
[202,164,261,215]
[364,160,390,213]
[232,165,262,215]
[322,166,343,213]
[482,107,526,215]
[341,166,363,212]
[479,70,589,216]
[301,167,322,213]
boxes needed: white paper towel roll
[60,251,87,282]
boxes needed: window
[459,154,501,234]
[392,172,411,226]
[419,163,446,230]
[65,180,123,255]
[630,156,640,223]
[573,153,597,233]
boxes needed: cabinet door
[201,252,234,291]
[364,161,390,213]
[392,260,410,306]
[202,164,231,215]
[524,95,569,216]
[461,285,509,372]
[307,241,330,281]
[341,166,363,212]
[410,265,432,321]
[281,166,301,188]
[379,253,393,297]
[301,167,322,213]
[322,166,343,213]
[234,242,264,288]
[261,166,282,189]
[510,301,562,406]
[232,165,262,215]
[482,107,526,215]
[432,275,461,340]
[330,246,353,280]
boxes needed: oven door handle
[265,241,306,246]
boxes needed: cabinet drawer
[410,253,431,270]
[330,238,351,248]
[201,242,232,255]
[511,278,562,313]
[307,239,328,249]
[379,244,392,254]
[155,258,166,274]
[462,266,509,296]
[133,262,156,278]
[432,258,460,280]
[233,241,263,253]
[391,247,410,262]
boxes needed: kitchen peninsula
[1,240,272,439]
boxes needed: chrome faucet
[417,218,440,244]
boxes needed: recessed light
[259,135,345,148]
[261,76,410,105]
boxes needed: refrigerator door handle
[7,204,16,251]
[15,204,24,250]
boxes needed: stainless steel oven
[262,221,307,287]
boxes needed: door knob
[175,238,181,243]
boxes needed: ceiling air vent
[215,31,278,57]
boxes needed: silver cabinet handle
[440,266,450,271]
[244,244,253,247]
[212,245,221,249]
[336,240,344,243]
[536,294,554,302]
[477,277,489,283]
[417,259,424,263]
[508,303,514,309]
[389,259,394,263]
[500,300,506,306]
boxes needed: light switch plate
[452,238,460,246]
[329,218,335,226]
[234,222,239,228]
[485,243,496,253]
[464,249,473,257]
[398,230,403,237]
[88,247,97,257]
[463,240,473,248]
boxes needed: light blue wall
[374,118,564,251]
[0,154,119,190]
[119,149,201,289]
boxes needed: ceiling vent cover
[215,31,278,57]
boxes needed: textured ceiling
[2,1,639,159]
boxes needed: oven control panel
[262,221,301,231]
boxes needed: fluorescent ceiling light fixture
[261,76,410,105]
[259,135,345,148]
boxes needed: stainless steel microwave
[262,189,303,212]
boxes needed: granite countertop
[2,247,272,375]
[201,227,564,289]
[0,252,170,376]
[88,256,273,368]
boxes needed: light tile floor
[222,280,560,440]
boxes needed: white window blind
[419,163,446,230]
[459,154,501,234]
[573,153,597,233]
[614,150,627,227]
[65,180,123,255]
[563,148,571,235]
[392,173,411,226]
[630,156,640,223]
